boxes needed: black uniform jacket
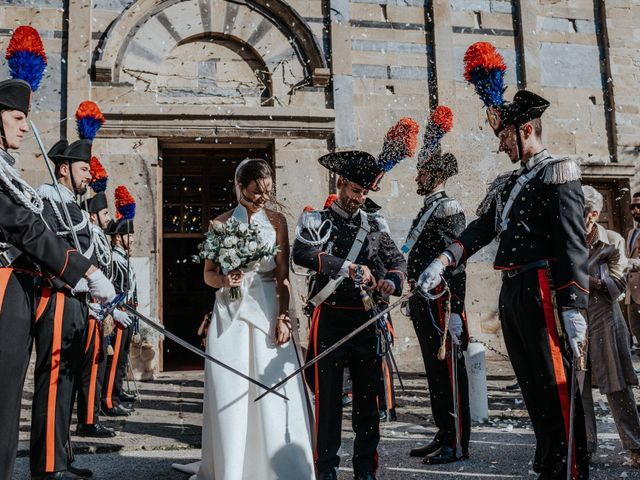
[0,172,91,286]
[447,150,588,309]
[293,202,406,309]
[407,191,466,315]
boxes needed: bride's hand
[275,315,292,345]
[223,270,243,288]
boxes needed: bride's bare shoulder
[264,208,287,230]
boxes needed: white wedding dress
[173,204,314,480]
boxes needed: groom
[293,151,406,480]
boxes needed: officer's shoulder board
[367,212,390,233]
[36,183,75,204]
[541,157,581,185]
[476,171,513,216]
[434,197,463,218]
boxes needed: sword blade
[253,291,416,402]
[566,361,577,480]
[30,121,82,253]
[121,304,288,400]
[451,341,463,458]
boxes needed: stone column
[65,0,92,140]
[431,0,455,104]
[330,0,355,148]
[517,0,541,90]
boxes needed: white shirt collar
[524,149,550,170]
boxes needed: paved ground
[14,359,640,479]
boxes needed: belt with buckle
[501,260,550,279]
[0,246,22,268]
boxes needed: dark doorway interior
[162,144,273,371]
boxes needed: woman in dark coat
[581,185,640,467]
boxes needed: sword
[253,290,417,402]
[566,340,587,480]
[120,303,288,400]
[30,121,83,253]
[451,341,463,459]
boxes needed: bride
[174,158,314,479]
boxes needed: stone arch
[94,0,328,87]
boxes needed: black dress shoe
[76,423,116,438]
[354,473,377,480]
[318,469,337,480]
[67,463,93,478]
[119,391,137,402]
[31,471,84,480]
[423,446,469,464]
[409,440,441,457]
[101,404,131,417]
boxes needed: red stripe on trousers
[46,292,65,472]
[0,268,13,315]
[105,326,124,409]
[538,269,576,479]
[35,288,52,322]
[308,305,322,466]
[85,318,99,424]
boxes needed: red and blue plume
[89,156,108,193]
[377,117,420,172]
[76,101,105,140]
[463,42,506,108]
[115,186,136,220]
[421,105,454,156]
[6,26,48,92]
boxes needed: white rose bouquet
[193,216,279,300]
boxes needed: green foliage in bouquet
[193,216,280,299]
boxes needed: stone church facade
[1,0,639,373]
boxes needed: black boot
[388,408,397,421]
[119,391,137,402]
[76,423,116,438]
[354,473,377,480]
[31,472,85,480]
[409,439,441,457]
[101,404,131,417]
[318,468,337,480]
[423,446,468,464]
[67,463,93,478]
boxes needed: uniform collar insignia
[524,149,550,170]
[330,200,359,220]
[423,190,446,205]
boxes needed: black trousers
[76,316,107,425]
[409,294,471,452]
[102,322,132,409]
[31,288,87,474]
[305,305,381,475]
[500,269,588,479]
[0,269,36,480]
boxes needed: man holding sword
[418,43,590,479]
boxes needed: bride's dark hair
[234,158,286,211]
[235,158,273,193]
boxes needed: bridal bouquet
[194,216,279,300]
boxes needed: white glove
[87,269,116,303]
[71,278,89,296]
[418,258,445,294]
[112,308,133,328]
[448,313,463,345]
[561,309,587,359]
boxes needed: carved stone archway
[94,0,329,87]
